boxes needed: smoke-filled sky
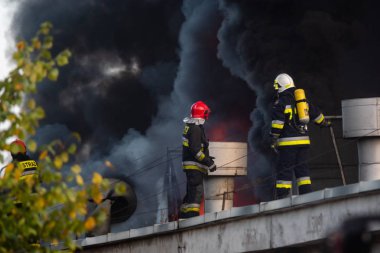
[5,0,380,229]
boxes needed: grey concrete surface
[80,180,380,253]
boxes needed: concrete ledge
[215,209,231,220]
[107,230,130,242]
[204,212,217,223]
[82,235,107,246]
[130,226,154,238]
[178,215,205,228]
[359,180,380,193]
[230,204,260,218]
[153,221,178,233]
[81,181,380,252]
[260,197,291,212]
[325,184,359,199]
[292,190,325,206]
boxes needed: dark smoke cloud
[13,0,255,230]
[13,0,379,227]
[14,0,184,151]
[220,0,380,112]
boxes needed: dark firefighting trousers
[275,146,312,199]
[179,170,205,218]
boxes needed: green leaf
[47,68,59,81]
[71,164,81,174]
[34,107,45,119]
[40,50,52,60]
[43,35,53,49]
[27,140,37,152]
[54,157,63,169]
[31,37,41,50]
[68,144,77,154]
[27,99,36,110]
[39,21,52,35]
[56,54,69,66]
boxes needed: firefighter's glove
[320,119,332,128]
[270,136,279,153]
[208,160,217,172]
[209,156,216,160]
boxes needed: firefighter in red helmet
[2,139,39,183]
[180,101,216,218]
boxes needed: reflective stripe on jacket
[18,160,38,181]
[180,203,200,213]
[270,87,325,148]
[182,120,213,174]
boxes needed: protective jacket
[182,117,214,174]
[270,87,326,148]
[5,153,39,182]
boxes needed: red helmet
[10,139,27,155]
[191,101,211,119]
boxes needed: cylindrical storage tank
[342,98,380,181]
[204,142,247,213]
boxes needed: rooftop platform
[76,179,380,252]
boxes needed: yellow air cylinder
[294,89,310,124]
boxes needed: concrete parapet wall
[81,180,380,253]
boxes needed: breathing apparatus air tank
[294,89,310,124]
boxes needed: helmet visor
[204,109,210,119]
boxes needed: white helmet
[274,73,295,93]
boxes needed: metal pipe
[222,192,227,211]
[329,126,346,185]
[325,115,342,119]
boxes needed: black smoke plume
[12,0,380,227]
[13,0,254,230]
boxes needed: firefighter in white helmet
[179,101,216,218]
[270,73,331,199]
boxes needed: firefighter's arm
[270,102,285,138]
[309,101,331,127]
[269,103,285,152]
[189,126,214,167]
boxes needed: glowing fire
[208,117,251,142]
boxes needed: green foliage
[0,22,112,252]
